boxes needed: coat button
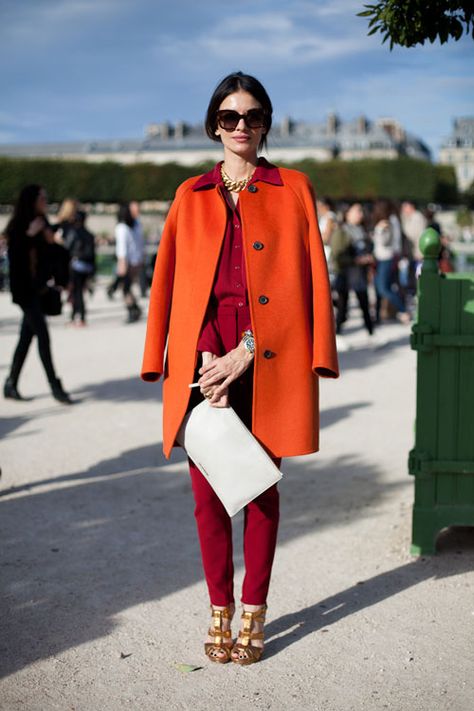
[258,295,269,305]
[263,350,274,359]
[253,241,264,250]
[248,184,258,193]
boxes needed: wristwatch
[241,329,255,355]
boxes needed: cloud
[157,8,371,71]
[1,0,124,46]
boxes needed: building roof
[0,114,431,161]
[441,117,474,149]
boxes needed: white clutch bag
[176,400,282,517]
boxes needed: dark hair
[117,203,134,228]
[318,196,335,211]
[342,202,365,225]
[205,71,273,151]
[75,209,87,226]
[5,184,43,241]
[371,198,392,227]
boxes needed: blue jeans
[375,259,406,313]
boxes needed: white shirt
[115,223,142,267]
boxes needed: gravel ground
[0,283,473,711]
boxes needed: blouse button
[264,350,274,359]
[248,184,258,193]
[253,241,264,250]
[258,295,269,305]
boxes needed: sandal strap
[208,606,233,645]
[239,631,264,646]
[241,606,266,628]
[208,627,232,643]
[210,605,233,620]
[238,605,266,646]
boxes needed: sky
[1,0,473,158]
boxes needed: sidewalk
[0,286,472,711]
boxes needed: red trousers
[188,304,280,606]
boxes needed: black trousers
[336,287,373,335]
[71,271,88,321]
[8,299,57,386]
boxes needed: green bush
[0,156,459,205]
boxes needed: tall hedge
[0,156,458,205]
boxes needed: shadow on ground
[0,374,162,442]
[264,526,474,659]
[1,434,471,679]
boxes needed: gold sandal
[231,605,266,665]
[204,606,234,664]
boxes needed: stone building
[0,113,430,165]
[439,118,474,192]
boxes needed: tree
[358,1,474,48]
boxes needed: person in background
[334,203,375,342]
[372,199,410,324]
[424,207,455,274]
[3,184,72,403]
[129,201,147,298]
[64,210,96,326]
[53,198,78,244]
[316,196,337,268]
[115,203,142,323]
[401,200,427,277]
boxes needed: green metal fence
[409,228,474,554]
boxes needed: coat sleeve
[140,183,187,382]
[302,176,339,379]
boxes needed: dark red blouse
[193,158,283,355]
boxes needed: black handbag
[40,286,62,316]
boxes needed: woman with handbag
[3,184,72,404]
[141,72,339,665]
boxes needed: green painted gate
[409,228,474,555]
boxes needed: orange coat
[141,166,339,458]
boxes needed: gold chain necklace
[220,164,254,192]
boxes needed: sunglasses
[216,109,266,131]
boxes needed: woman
[64,209,96,326]
[114,203,142,323]
[3,184,72,403]
[141,72,338,665]
[372,199,410,323]
[53,197,78,244]
[332,203,375,338]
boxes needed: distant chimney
[145,122,171,140]
[357,115,368,134]
[280,116,295,138]
[175,121,188,140]
[327,112,339,135]
[145,123,160,138]
[376,117,405,143]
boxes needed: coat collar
[192,157,283,191]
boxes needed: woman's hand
[116,257,128,277]
[26,217,46,237]
[199,352,229,407]
[199,343,253,404]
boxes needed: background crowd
[1,185,147,403]
[317,196,454,349]
[0,181,455,400]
